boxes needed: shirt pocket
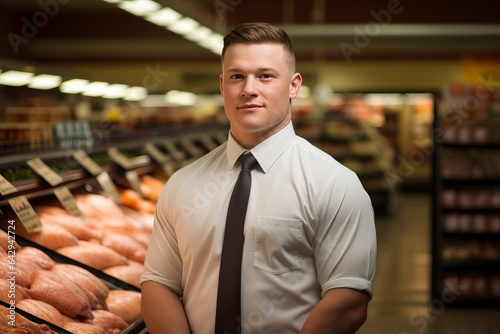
[253,216,304,275]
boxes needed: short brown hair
[222,22,296,72]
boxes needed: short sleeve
[314,169,377,298]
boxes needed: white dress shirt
[141,121,377,333]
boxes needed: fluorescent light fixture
[28,74,62,90]
[118,0,161,16]
[167,17,199,35]
[198,33,224,54]
[83,81,110,97]
[145,7,182,26]
[0,70,34,86]
[60,78,89,94]
[103,83,129,99]
[184,26,212,42]
[125,86,148,101]
[165,90,198,106]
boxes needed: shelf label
[200,134,218,151]
[96,171,121,204]
[72,149,104,176]
[164,141,185,161]
[53,186,84,217]
[125,171,145,198]
[26,157,63,186]
[0,174,18,196]
[144,142,169,164]
[8,195,42,233]
[180,137,203,158]
[107,147,150,170]
[162,161,177,178]
[107,147,134,170]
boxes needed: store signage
[0,174,18,196]
[72,149,104,176]
[26,157,63,186]
[53,186,84,217]
[8,195,42,233]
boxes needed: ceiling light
[165,90,198,106]
[102,0,122,3]
[83,81,110,97]
[125,86,148,101]
[118,0,161,16]
[145,7,182,26]
[60,78,89,94]
[167,17,200,35]
[103,83,129,99]
[198,33,224,55]
[184,26,212,43]
[0,70,34,86]
[28,74,62,90]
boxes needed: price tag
[164,141,185,161]
[107,147,150,170]
[96,171,121,204]
[107,147,133,170]
[72,149,104,176]
[8,196,42,233]
[125,171,145,198]
[144,142,169,164]
[0,174,18,196]
[200,134,218,151]
[53,186,84,217]
[26,157,63,186]
[162,161,177,178]
[180,137,203,158]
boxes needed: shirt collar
[226,121,296,173]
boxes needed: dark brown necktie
[215,153,258,334]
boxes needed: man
[141,22,377,334]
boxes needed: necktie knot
[239,153,258,172]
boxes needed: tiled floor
[358,192,500,334]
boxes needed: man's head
[222,22,296,74]
[219,22,302,149]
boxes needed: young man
[141,22,377,334]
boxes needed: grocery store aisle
[358,192,500,334]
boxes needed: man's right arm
[141,281,191,334]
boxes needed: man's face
[220,43,302,146]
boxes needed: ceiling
[1,0,500,95]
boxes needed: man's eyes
[229,74,274,79]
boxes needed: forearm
[300,288,369,334]
[141,281,191,334]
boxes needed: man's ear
[289,72,303,99]
[219,74,224,97]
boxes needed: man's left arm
[299,288,370,334]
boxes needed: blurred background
[0,1,499,333]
